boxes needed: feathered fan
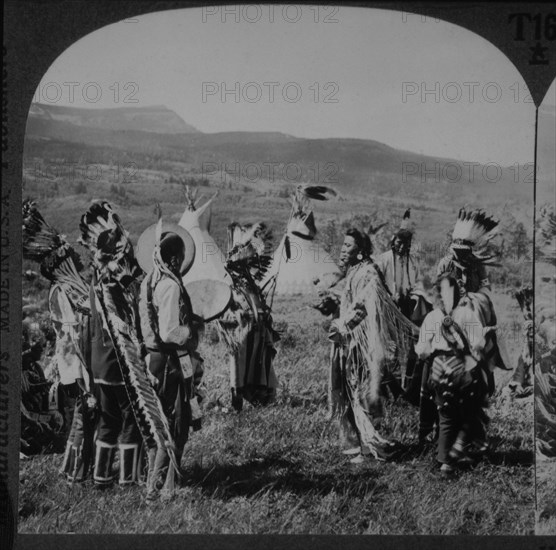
[22,199,90,314]
[80,201,181,478]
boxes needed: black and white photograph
[3,1,556,542]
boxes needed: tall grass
[19,293,534,534]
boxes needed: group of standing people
[23,200,207,501]
[23,197,284,501]
[23,195,510,504]
[81,210,206,501]
[317,208,507,475]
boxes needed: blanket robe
[218,286,279,409]
[375,250,418,308]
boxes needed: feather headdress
[226,222,273,282]
[449,207,500,267]
[82,201,181,477]
[22,199,90,314]
[79,201,141,286]
[451,207,499,249]
[218,220,277,357]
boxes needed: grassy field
[18,158,537,534]
[18,293,534,535]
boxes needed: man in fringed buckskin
[327,228,417,464]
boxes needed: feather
[93,280,181,477]
[22,199,90,314]
[79,201,141,286]
[297,185,338,201]
[226,222,274,282]
[367,222,387,236]
[451,207,499,248]
[514,286,533,321]
[220,218,277,353]
[83,201,180,474]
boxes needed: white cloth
[152,278,191,346]
[49,285,86,385]
[415,307,486,362]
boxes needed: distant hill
[28,103,200,134]
[24,103,533,206]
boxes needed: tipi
[178,188,230,285]
[262,189,342,296]
[178,188,232,320]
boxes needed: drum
[185,279,232,322]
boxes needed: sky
[33,5,541,165]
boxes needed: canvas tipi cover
[263,207,341,295]
[178,193,232,320]
[178,194,231,286]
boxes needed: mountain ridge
[29,102,200,134]
[25,103,534,205]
